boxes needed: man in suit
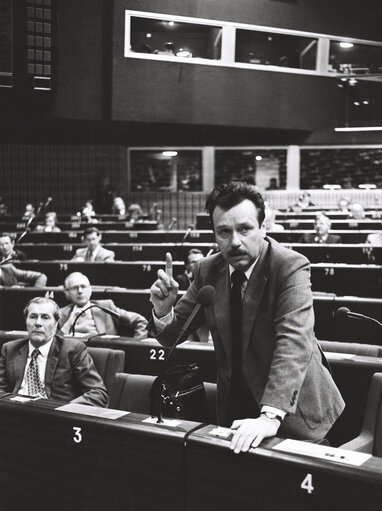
[0,297,108,406]
[72,227,115,262]
[175,248,204,291]
[0,263,47,287]
[0,234,27,262]
[150,182,344,453]
[299,214,342,244]
[59,272,148,339]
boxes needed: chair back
[87,347,125,394]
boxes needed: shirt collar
[229,258,258,282]
[73,301,92,313]
[28,338,54,358]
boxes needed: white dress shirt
[18,338,54,396]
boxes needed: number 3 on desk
[301,473,314,494]
[73,426,82,444]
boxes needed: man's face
[213,199,265,271]
[186,252,204,276]
[84,232,101,251]
[0,236,13,257]
[315,217,330,236]
[45,215,55,227]
[26,302,58,347]
[65,274,92,307]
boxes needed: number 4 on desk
[301,473,314,494]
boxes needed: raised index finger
[165,252,173,279]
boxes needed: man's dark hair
[205,181,265,227]
[23,297,60,322]
[83,226,101,237]
[184,248,203,265]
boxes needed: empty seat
[109,372,217,423]
[87,347,125,394]
[340,373,382,455]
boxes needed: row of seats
[2,287,382,342]
[14,241,382,264]
[13,260,382,297]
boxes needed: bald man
[59,272,147,339]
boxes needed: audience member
[289,192,316,212]
[366,232,382,245]
[348,203,366,220]
[127,203,144,223]
[299,214,342,244]
[22,203,35,220]
[112,197,127,216]
[0,297,108,406]
[59,272,148,338]
[94,176,114,214]
[72,227,115,262]
[81,200,98,223]
[0,264,47,287]
[35,212,61,232]
[0,234,27,262]
[175,248,204,290]
[0,197,7,216]
[337,197,351,214]
[266,178,279,190]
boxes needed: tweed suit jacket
[153,237,345,441]
[0,264,47,287]
[59,299,148,339]
[299,233,343,244]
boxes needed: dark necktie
[228,270,246,420]
[27,349,47,397]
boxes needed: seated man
[299,214,342,244]
[0,263,47,287]
[175,248,204,290]
[0,234,27,262]
[59,272,148,339]
[72,227,115,262]
[0,297,108,406]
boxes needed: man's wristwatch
[261,411,283,424]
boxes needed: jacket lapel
[44,336,61,397]
[91,304,104,334]
[241,239,269,359]
[13,341,29,392]
[212,257,232,362]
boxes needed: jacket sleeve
[14,267,47,287]
[0,344,10,394]
[70,343,109,407]
[107,301,148,339]
[104,250,115,262]
[260,254,317,414]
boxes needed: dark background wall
[1,0,382,213]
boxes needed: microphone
[42,196,53,211]
[335,307,382,328]
[70,304,120,335]
[168,218,177,230]
[182,223,195,243]
[166,285,216,359]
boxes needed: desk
[185,426,382,511]
[0,397,200,511]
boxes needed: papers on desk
[273,439,371,467]
[143,417,182,427]
[56,403,129,419]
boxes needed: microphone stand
[69,304,119,335]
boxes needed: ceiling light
[168,21,175,27]
[162,151,178,157]
[339,42,354,49]
[335,126,382,132]
[255,155,262,161]
[353,101,360,106]
[146,33,152,38]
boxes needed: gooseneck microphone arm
[70,304,120,335]
[335,307,382,329]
